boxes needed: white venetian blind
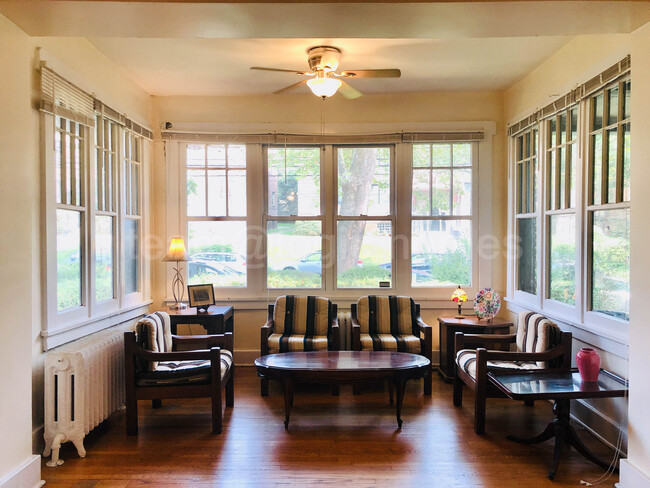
[40,66,95,127]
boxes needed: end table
[437,315,513,383]
[168,305,234,336]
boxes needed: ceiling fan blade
[273,79,308,95]
[339,69,401,79]
[338,80,362,99]
[251,67,311,75]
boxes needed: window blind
[40,65,153,139]
[508,55,631,137]
[161,131,484,144]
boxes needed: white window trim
[41,111,152,350]
[164,121,496,308]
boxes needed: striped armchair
[351,296,432,395]
[124,311,234,435]
[453,311,572,434]
[260,295,339,396]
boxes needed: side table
[168,305,234,335]
[437,315,513,383]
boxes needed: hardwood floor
[42,367,621,487]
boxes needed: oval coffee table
[255,351,430,429]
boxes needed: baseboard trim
[617,459,650,488]
[0,455,44,488]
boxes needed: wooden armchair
[351,296,432,395]
[260,295,339,396]
[453,311,572,434]
[124,312,234,435]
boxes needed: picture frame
[187,284,215,312]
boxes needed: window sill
[504,298,629,358]
[42,301,153,350]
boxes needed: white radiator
[337,310,352,350]
[43,325,130,467]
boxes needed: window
[41,65,151,349]
[588,81,631,320]
[186,144,248,288]
[175,129,488,300]
[546,108,577,305]
[508,57,630,333]
[337,146,392,288]
[411,143,474,287]
[55,117,86,311]
[514,129,539,296]
[266,146,322,289]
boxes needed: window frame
[42,110,150,350]
[507,74,631,343]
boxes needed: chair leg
[261,377,269,397]
[152,399,162,409]
[474,382,487,435]
[453,374,463,407]
[126,397,138,436]
[226,370,234,407]
[212,382,223,434]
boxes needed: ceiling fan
[250,46,401,99]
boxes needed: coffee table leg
[394,377,406,428]
[283,378,294,430]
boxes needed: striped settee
[351,296,432,395]
[260,295,339,396]
[453,310,572,434]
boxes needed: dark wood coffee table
[254,351,430,429]
[489,369,628,480]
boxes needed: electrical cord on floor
[578,373,629,486]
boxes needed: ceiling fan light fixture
[306,76,342,98]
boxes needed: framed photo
[187,284,215,311]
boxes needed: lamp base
[169,302,188,311]
[455,314,464,319]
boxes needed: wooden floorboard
[42,366,621,487]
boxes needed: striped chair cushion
[136,312,173,371]
[273,295,331,336]
[516,311,563,367]
[267,334,329,353]
[456,349,543,380]
[356,296,417,336]
[136,349,233,386]
[359,333,421,353]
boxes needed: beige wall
[626,21,650,484]
[152,91,506,357]
[0,14,39,484]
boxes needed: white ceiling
[2,1,648,98]
[87,37,571,96]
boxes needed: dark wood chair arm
[454,331,516,354]
[480,341,571,364]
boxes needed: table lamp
[164,236,190,310]
[451,285,468,318]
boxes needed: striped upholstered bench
[260,295,339,396]
[124,311,234,435]
[351,296,432,395]
[453,310,572,434]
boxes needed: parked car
[191,252,246,271]
[188,260,244,280]
[276,251,363,273]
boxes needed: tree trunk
[337,148,378,273]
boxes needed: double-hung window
[185,143,248,287]
[411,143,475,288]
[266,146,322,289]
[588,80,631,321]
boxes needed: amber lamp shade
[451,285,468,318]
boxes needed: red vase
[576,348,601,382]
